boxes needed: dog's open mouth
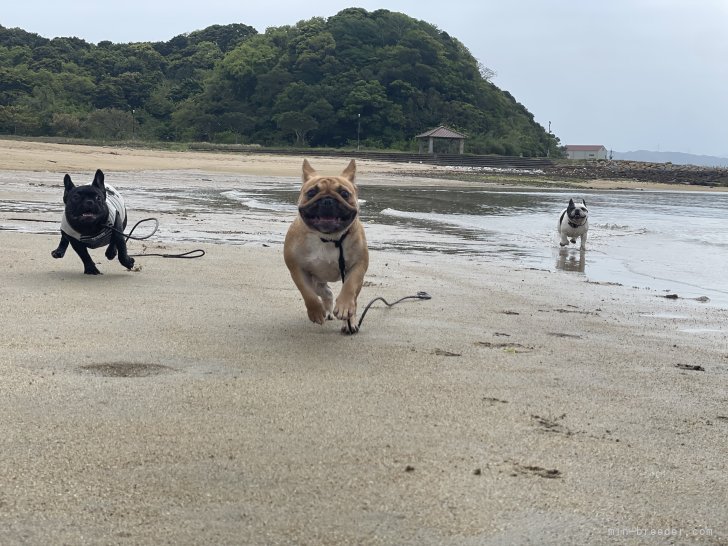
[76,212,101,223]
[300,198,357,234]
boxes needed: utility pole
[547,120,551,157]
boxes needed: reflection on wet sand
[556,247,586,273]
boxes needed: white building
[565,145,608,160]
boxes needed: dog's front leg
[68,238,101,275]
[289,267,327,325]
[559,231,570,247]
[314,282,335,320]
[334,261,366,334]
[580,232,587,251]
[52,232,70,259]
[105,242,117,261]
[111,215,135,270]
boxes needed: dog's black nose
[319,196,336,213]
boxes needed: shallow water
[199,178,728,307]
[2,171,727,306]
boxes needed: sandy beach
[1,140,727,545]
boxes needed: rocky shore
[547,159,728,187]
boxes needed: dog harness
[60,185,127,248]
[320,229,350,282]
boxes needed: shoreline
[2,138,726,192]
[1,140,727,544]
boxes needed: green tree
[83,108,133,139]
[274,111,318,145]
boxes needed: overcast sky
[3,0,727,157]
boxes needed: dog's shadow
[45,268,138,284]
[555,247,586,273]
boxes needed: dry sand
[0,138,436,178]
[1,140,727,545]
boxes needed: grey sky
[3,0,727,157]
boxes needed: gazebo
[415,125,467,154]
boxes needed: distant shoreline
[1,138,726,191]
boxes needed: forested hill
[0,8,560,156]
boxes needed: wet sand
[1,140,727,544]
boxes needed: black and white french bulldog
[558,198,589,250]
[51,169,134,275]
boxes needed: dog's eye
[339,189,350,200]
[306,187,318,199]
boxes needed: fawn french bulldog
[284,159,368,334]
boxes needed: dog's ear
[62,174,75,203]
[568,198,575,209]
[340,159,356,185]
[581,199,587,207]
[302,159,316,183]
[92,169,105,192]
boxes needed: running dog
[51,169,134,274]
[284,159,368,334]
[558,198,589,250]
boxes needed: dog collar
[320,229,350,282]
[568,220,584,229]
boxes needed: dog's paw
[570,238,576,244]
[334,298,357,321]
[51,249,65,259]
[84,267,102,275]
[121,257,135,270]
[306,301,327,325]
[105,246,117,260]
[341,319,359,335]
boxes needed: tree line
[0,8,562,157]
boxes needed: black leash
[356,291,432,331]
[112,217,206,259]
[320,229,431,333]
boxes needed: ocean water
[2,171,726,306]
[214,182,728,306]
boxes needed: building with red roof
[565,145,609,160]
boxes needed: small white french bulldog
[558,198,589,250]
